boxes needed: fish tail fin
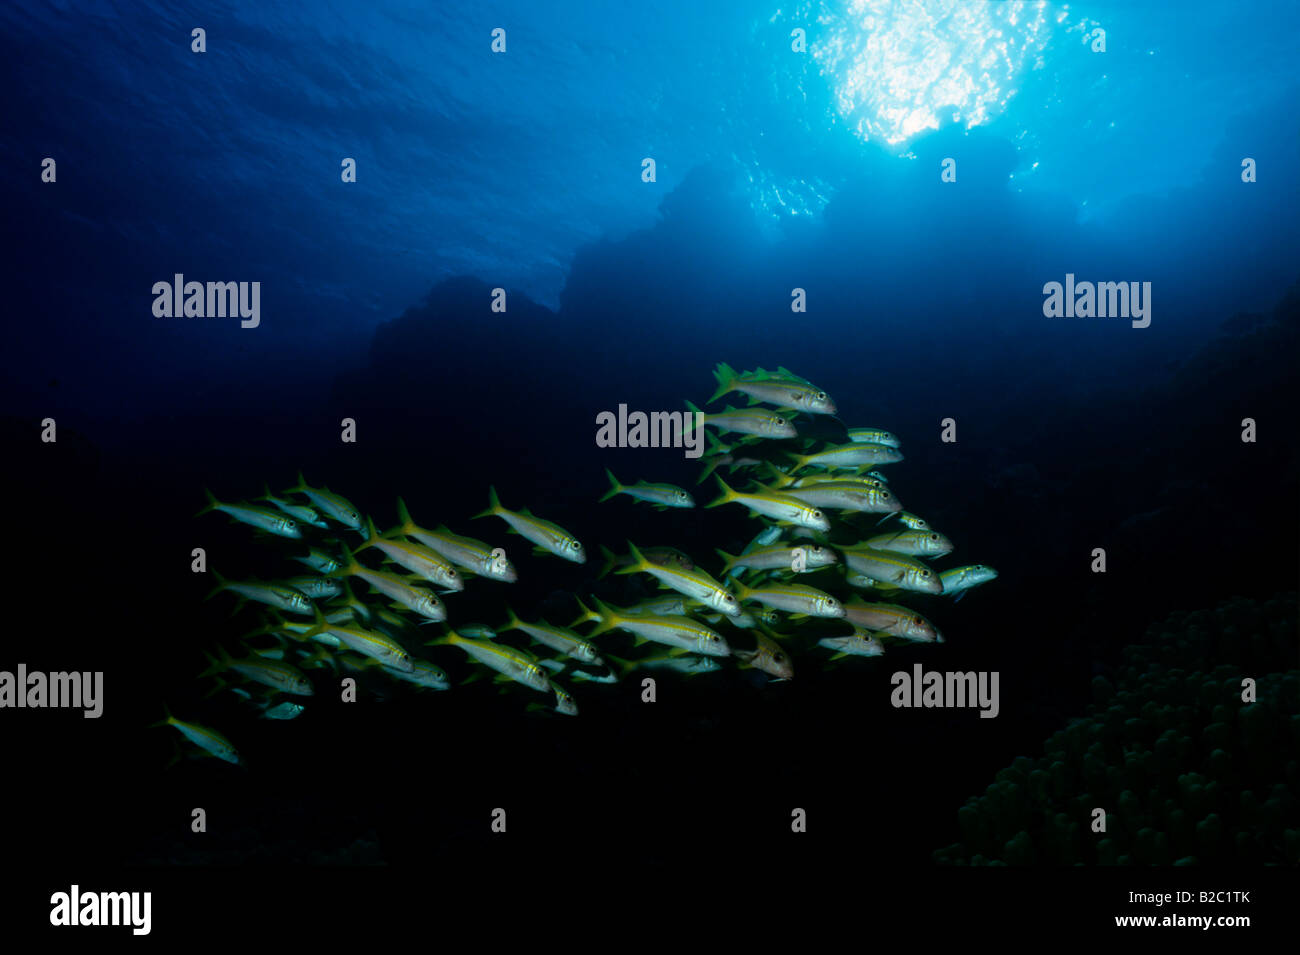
[394,496,416,533]
[148,703,175,729]
[303,603,327,640]
[606,653,636,678]
[196,487,221,517]
[335,542,360,576]
[570,597,601,628]
[201,674,229,699]
[598,468,623,503]
[696,456,723,485]
[203,569,228,602]
[597,545,619,579]
[615,540,646,574]
[708,362,737,404]
[705,475,736,509]
[715,548,737,574]
[198,648,228,680]
[783,451,808,472]
[501,605,523,633]
[683,400,704,435]
[472,486,502,520]
[587,599,621,637]
[424,630,456,648]
[287,470,308,494]
[356,515,381,552]
[254,482,273,502]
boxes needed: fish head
[562,538,587,564]
[925,532,954,556]
[294,678,315,696]
[807,508,831,531]
[822,596,845,618]
[280,519,302,538]
[577,643,602,664]
[770,415,799,438]
[701,632,730,657]
[808,390,836,415]
[763,645,795,679]
[914,567,944,594]
[715,590,742,616]
[528,664,552,692]
[289,593,313,614]
[674,489,695,507]
[902,614,939,642]
[860,636,886,656]
[807,545,837,566]
[391,649,415,673]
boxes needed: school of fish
[156,363,997,766]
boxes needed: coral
[935,594,1298,864]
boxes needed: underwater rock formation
[934,594,1298,865]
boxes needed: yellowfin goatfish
[383,658,451,690]
[786,442,904,473]
[716,543,838,574]
[863,529,954,558]
[818,633,886,659]
[201,647,314,695]
[293,548,342,574]
[939,565,998,599]
[332,545,445,621]
[840,548,943,594]
[684,400,798,439]
[732,580,845,618]
[152,706,241,765]
[306,606,413,671]
[256,484,329,528]
[891,512,930,530]
[285,472,362,530]
[599,469,695,509]
[198,489,302,539]
[500,606,603,665]
[615,541,740,616]
[777,480,901,515]
[588,598,731,657]
[615,652,724,676]
[285,576,344,599]
[709,363,837,415]
[426,630,551,693]
[357,517,463,592]
[528,681,579,716]
[733,629,794,679]
[261,701,306,720]
[598,544,693,578]
[474,486,586,564]
[706,476,830,531]
[393,498,517,582]
[846,428,901,449]
[843,601,942,642]
[208,570,313,615]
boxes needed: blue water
[4,0,1297,425]
[2,0,1298,886]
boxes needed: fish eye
[913,616,923,624]
[930,534,938,540]
[812,510,824,519]
[816,392,825,399]
[921,570,931,577]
